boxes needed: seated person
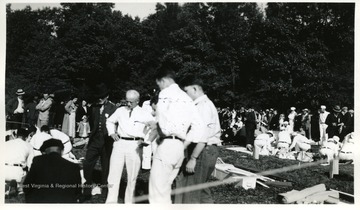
[23,139,82,203]
[29,126,52,157]
[319,136,340,164]
[338,132,354,162]
[48,127,78,163]
[289,132,315,162]
[254,131,275,156]
[277,130,292,149]
[5,128,35,196]
[289,132,315,152]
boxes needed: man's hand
[110,134,120,141]
[186,158,196,173]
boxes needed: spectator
[325,105,342,139]
[23,139,82,203]
[24,96,39,128]
[62,96,78,140]
[35,92,53,128]
[288,107,297,133]
[319,105,330,143]
[76,99,89,124]
[301,108,311,139]
[6,89,26,130]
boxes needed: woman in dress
[62,96,78,139]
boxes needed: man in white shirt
[6,89,25,131]
[105,90,154,204]
[5,128,34,195]
[319,105,329,144]
[175,77,221,203]
[149,67,207,204]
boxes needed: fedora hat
[94,83,109,99]
[40,138,64,152]
[333,105,341,112]
[16,89,25,95]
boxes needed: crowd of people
[5,67,354,204]
[218,104,354,162]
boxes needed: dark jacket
[23,153,81,203]
[88,101,117,146]
[76,106,89,122]
[6,97,20,116]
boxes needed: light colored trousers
[149,139,184,204]
[5,165,25,183]
[106,140,142,204]
[319,124,328,143]
[141,141,158,170]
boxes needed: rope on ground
[133,158,327,203]
[6,121,30,125]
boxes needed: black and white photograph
[1,0,357,207]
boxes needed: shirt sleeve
[185,103,207,143]
[106,108,120,136]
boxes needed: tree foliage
[6,3,354,110]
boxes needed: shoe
[246,144,253,152]
[78,194,92,203]
[91,186,102,195]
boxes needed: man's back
[23,153,81,203]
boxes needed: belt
[340,151,352,154]
[33,147,40,151]
[321,147,332,150]
[120,137,144,141]
[5,163,23,167]
[278,141,289,144]
[162,135,183,141]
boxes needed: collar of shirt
[160,83,180,96]
[193,94,208,105]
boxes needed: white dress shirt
[156,83,207,143]
[193,94,221,145]
[106,105,154,138]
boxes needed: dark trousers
[245,124,255,146]
[82,133,113,196]
[6,113,23,130]
[175,144,219,203]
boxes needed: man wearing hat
[81,83,117,202]
[319,105,330,144]
[6,89,26,130]
[325,105,343,139]
[23,138,82,203]
[301,108,311,139]
[35,92,53,128]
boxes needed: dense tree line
[6,2,354,111]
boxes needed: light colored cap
[290,107,296,111]
[320,105,326,109]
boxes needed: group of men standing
[78,66,221,204]
[6,89,53,131]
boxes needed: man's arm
[106,109,120,141]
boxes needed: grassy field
[5,145,354,204]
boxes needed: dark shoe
[78,194,92,203]
[8,180,18,198]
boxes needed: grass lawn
[5,145,354,204]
